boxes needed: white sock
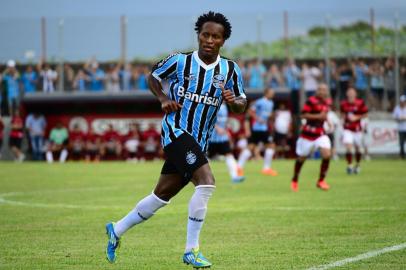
[114,193,169,237]
[59,149,68,163]
[185,185,215,252]
[225,154,238,178]
[263,148,275,170]
[237,148,251,168]
[46,151,53,163]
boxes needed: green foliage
[228,21,406,59]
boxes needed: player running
[291,83,332,192]
[237,88,278,177]
[105,11,247,269]
[340,87,368,174]
[208,103,245,183]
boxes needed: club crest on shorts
[212,74,225,88]
[186,151,197,165]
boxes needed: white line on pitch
[306,242,406,270]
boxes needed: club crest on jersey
[184,74,196,81]
[212,74,225,88]
[186,151,197,165]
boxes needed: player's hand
[219,83,236,104]
[160,98,182,114]
[319,111,328,120]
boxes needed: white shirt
[393,105,406,131]
[41,69,57,93]
[324,111,340,134]
[275,110,291,134]
[303,67,320,91]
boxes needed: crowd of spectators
[0,113,162,162]
[1,57,406,114]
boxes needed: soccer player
[237,88,278,177]
[290,83,332,192]
[208,103,245,183]
[340,87,368,174]
[46,121,69,163]
[105,12,247,268]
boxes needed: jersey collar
[193,51,220,70]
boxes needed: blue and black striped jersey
[151,50,246,152]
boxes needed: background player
[340,87,368,174]
[291,83,331,192]
[208,103,245,183]
[105,11,247,269]
[237,88,278,177]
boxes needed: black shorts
[327,133,335,147]
[161,133,208,182]
[249,131,272,145]
[208,141,231,158]
[274,132,287,145]
[9,137,22,148]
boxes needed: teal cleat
[232,176,245,183]
[183,248,212,268]
[105,222,120,263]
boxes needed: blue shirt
[210,104,229,143]
[248,64,266,89]
[251,97,274,132]
[284,66,301,90]
[89,69,105,91]
[25,114,46,136]
[3,74,20,100]
[152,51,246,152]
[354,65,368,90]
[22,71,38,93]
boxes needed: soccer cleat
[183,248,212,268]
[236,166,244,177]
[317,180,330,191]
[231,175,245,183]
[354,165,361,174]
[346,166,353,175]
[105,222,120,263]
[291,181,299,192]
[261,168,278,176]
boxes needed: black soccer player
[105,12,247,269]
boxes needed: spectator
[353,59,369,101]
[85,127,101,162]
[85,60,105,91]
[370,60,385,110]
[69,123,86,160]
[25,112,46,160]
[274,103,292,158]
[73,69,90,91]
[283,59,301,115]
[120,63,133,91]
[140,122,161,160]
[105,64,120,92]
[267,64,284,88]
[393,95,406,159]
[100,124,122,159]
[9,110,25,162]
[384,58,396,111]
[46,121,69,163]
[248,58,267,90]
[22,65,38,94]
[302,63,321,97]
[0,115,4,159]
[338,61,354,100]
[2,60,21,114]
[237,60,249,88]
[63,63,75,91]
[124,123,141,161]
[38,62,58,93]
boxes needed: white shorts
[342,129,363,147]
[296,135,331,157]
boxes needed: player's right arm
[148,53,182,114]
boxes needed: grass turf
[0,159,405,270]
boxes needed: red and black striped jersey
[300,96,329,140]
[340,99,368,132]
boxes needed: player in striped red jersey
[291,83,332,192]
[340,87,368,174]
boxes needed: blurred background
[1,0,406,161]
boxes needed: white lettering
[177,87,220,106]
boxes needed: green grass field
[0,159,405,270]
